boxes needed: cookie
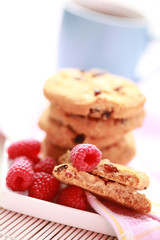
[53,163,151,213]
[38,109,124,149]
[101,132,136,164]
[41,137,67,160]
[49,104,145,138]
[58,133,136,165]
[43,68,145,119]
[58,157,148,190]
[90,159,149,190]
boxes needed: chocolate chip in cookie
[92,69,106,77]
[54,164,68,172]
[102,109,113,119]
[89,108,100,114]
[73,134,85,144]
[114,86,124,91]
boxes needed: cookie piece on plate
[44,68,145,119]
[90,159,149,190]
[53,163,151,213]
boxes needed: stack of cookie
[39,69,146,165]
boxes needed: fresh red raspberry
[6,157,34,191]
[7,139,41,163]
[34,157,57,174]
[28,172,60,201]
[70,144,102,171]
[56,186,88,210]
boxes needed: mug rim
[65,0,149,28]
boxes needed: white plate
[0,140,115,236]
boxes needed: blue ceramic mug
[57,0,151,80]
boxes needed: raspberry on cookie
[70,144,102,171]
[57,133,136,166]
[56,156,149,190]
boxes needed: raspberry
[34,157,57,174]
[6,157,34,191]
[7,139,41,163]
[70,144,102,171]
[56,186,87,210]
[28,172,60,201]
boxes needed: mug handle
[135,29,160,80]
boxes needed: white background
[0,1,65,139]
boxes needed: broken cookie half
[53,161,151,214]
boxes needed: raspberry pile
[6,140,101,210]
[6,139,60,201]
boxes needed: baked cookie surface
[53,163,151,213]
[49,104,145,138]
[39,109,124,149]
[90,159,149,190]
[44,69,145,119]
[101,133,136,164]
[58,133,136,165]
[41,137,67,160]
